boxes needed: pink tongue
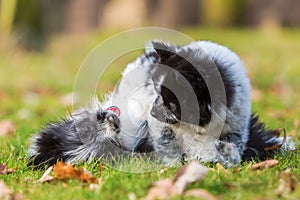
[106,106,120,117]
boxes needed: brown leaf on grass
[264,128,286,151]
[36,166,54,183]
[0,120,16,137]
[0,164,16,175]
[174,161,208,194]
[53,162,75,179]
[36,162,101,188]
[184,189,217,200]
[53,161,98,183]
[77,167,99,183]
[143,162,208,200]
[0,181,23,200]
[276,169,297,197]
[251,159,279,170]
[0,181,13,199]
[143,179,177,200]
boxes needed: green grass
[1,27,300,199]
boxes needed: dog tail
[242,114,293,161]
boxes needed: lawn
[0,27,299,200]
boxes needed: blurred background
[0,0,299,137]
[2,0,300,49]
[2,0,300,50]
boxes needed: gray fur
[111,41,251,166]
[28,106,122,166]
[28,40,286,167]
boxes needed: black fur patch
[213,60,236,107]
[28,119,82,166]
[242,114,282,160]
[150,42,212,126]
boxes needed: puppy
[28,40,287,167]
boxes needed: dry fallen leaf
[0,120,16,137]
[143,179,177,200]
[264,128,286,151]
[0,181,13,199]
[77,168,99,183]
[0,181,23,200]
[252,159,279,170]
[143,161,208,200]
[0,164,16,175]
[36,166,54,183]
[53,161,98,184]
[184,189,217,200]
[36,161,101,189]
[174,161,208,194]
[53,162,76,179]
[276,169,297,197]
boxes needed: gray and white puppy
[28,41,285,167]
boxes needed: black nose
[96,111,120,130]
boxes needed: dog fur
[28,41,287,167]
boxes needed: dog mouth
[96,106,121,130]
[106,106,120,117]
[104,106,122,148]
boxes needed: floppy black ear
[152,41,198,75]
[152,41,176,62]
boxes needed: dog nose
[105,113,120,130]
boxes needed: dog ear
[152,41,176,62]
[152,41,198,75]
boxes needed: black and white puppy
[115,41,286,166]
[28,40,287,167]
